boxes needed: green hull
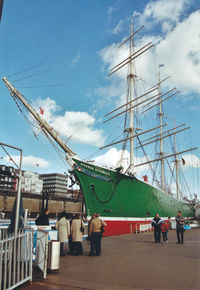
[73,159,194,218]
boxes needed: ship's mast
[174,119,180,199]
[128,17,135,173]
[2,77,78,167]
[157,65,165,191]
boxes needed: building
[0,165,16,192]
[40,173,69,197]
[0,165,43,194]
[21,171,43,194]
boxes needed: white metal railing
[34,229,48,279]
[129,222,153,234]
[0,229,32,290]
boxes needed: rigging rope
[7,63,44,78]
[0,145,19,169]
[10,92,70,171]
[17,83,66,89]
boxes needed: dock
[21,229,200,290]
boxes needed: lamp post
[0,142,23,235]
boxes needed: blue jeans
[154,229,161,242]
[90,232,102,255]
[162,231,168,242]
[176,228,184,243]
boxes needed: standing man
[89,213,107,256]
[175,210,185,244]
[151,213,162,243]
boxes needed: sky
[0,0,200,198]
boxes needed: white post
[24,209,29,227]
[14,148,23,235]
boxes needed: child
[161,220,169,243]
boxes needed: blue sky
[0,0,200,198]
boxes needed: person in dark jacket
[35,208,49,226]
[68,213,75,255]
[151,213,162,243]
[175,210,185,244]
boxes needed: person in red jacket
[161,220,170,243]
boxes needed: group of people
[151,210,185,244]
[35,209,107,256]
[36,208,186,254]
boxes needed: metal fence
[0,229,33,290]
[34,229,48,279]
[129,222,153,234]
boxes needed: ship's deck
[21,228,200,290]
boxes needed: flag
[39,107,44,115]
[181,158,186,165]
[159,64,165,67]
[142,175,148,182]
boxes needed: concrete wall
[0,195,82,215]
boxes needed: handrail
[0,228,33,289]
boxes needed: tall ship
[3,18,198,235]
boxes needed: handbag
[100,220,105,236]
[80,222,84,233]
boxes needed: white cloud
[98,7,200,107]
[97,43,130,107]
[111,20,124,35]
[155,10,200,94]
[181,154,200,169]
[107,3,119,19]
[3,155,49,168]
[52,111,105,146]
[32,98,105,147]
[95,147,151,175]
[190,105,199,111]
[139,0,191,33]
[107,6,116,16]
[71,52,80,66]
[99,43,128,78]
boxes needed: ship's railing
[0,228,33,290]
[129,222,153,234]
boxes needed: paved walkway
[21,229,200,290]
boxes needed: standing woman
[71,213,84,255]
[56,211,70,256]
[89,213,107,256]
